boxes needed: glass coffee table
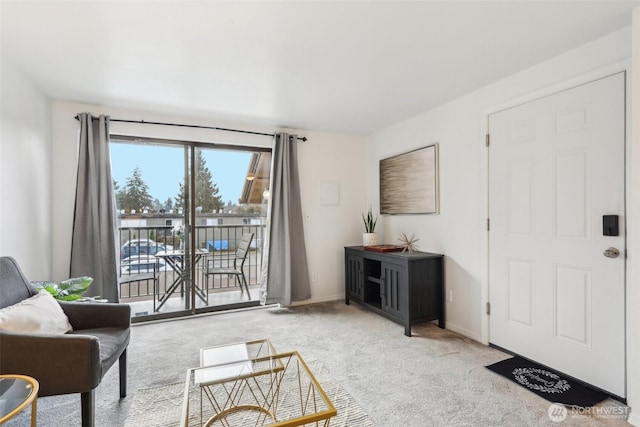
[181,339,336,426]
[0,374,39,427]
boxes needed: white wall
[296,129,368,302]
[51,101,368,300]
[626,8,640,426]
[369,25,632,338]
[369,24,637,413]
[0,58,52,279]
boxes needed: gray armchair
[0,256,130,427]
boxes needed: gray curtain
[70,113,119,302]
[261,133,311,306]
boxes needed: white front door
[488,72,626,397]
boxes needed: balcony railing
[118,224,265,308]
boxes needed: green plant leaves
[32,277,94,301]
[362,210,377,233]
[59,276,93,293]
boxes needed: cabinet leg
[404,324,411,337]
[438,317,445,329]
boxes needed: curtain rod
[74,115,308,142]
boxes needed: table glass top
[155,249,208,257]
[0,376,37,419]
[197,339,278,385]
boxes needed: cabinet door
[381,262,406,318]
[346,253,364,300]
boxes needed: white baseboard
[295,299,487,345]
[445,321,483,343]
[628,411,640,426]
[290,294,343,306]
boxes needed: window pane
[110,138,269,319]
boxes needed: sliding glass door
[110,136,270,321]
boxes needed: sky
[110,142,252,206]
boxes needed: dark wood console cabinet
[344,246,444,336]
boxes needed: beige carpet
[7,301,629,426]
[124,359,374,426]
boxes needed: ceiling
[240,152,272,204]
[1,1,638,135]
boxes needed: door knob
[603,247,620,258]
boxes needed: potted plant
[32,276,94,301]
[362,208,378,246]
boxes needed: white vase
[363,232,378,246]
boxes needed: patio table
[154,249,208,311]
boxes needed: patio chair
[0,256,130,427]
[205,233,254,296]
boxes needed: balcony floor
[125,286,262,318]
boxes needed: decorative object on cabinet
[344,246,444,336]
[362,233,378,246]
[362,208,378,246]
[364,244,404,253]
[398,232,420,254]
[380,143,439,214]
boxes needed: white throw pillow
[0,290,73,334]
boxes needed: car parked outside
[121,239,173,259]
[121,254,159,266]
[120,258,175,276]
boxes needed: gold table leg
[30,396,37,427]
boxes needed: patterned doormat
[486,356,608,407]
[125,360,375,426]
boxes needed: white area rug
[125,359,374,426]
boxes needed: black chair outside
[0,256,130,427]
[119,261,159,310]
[205,233,254,297]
